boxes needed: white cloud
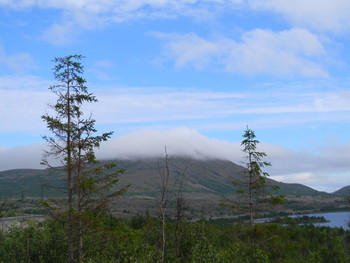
[0,0,225,28]
[225,28,328,77]
[0,88,48,132]
[0,44,35,73]
[271,171,349,193]
[250,0,350,33]
[93,86,350,128]
[263,141,350,191]
[237,90,350,115]
[40,22,77,46]
[153,32,221,69]
[88,60,115,81]
[0,77,242,134]
[154,29,328,77]
[91,87,244,125]
[247,141,350,192]
[0,75,52,132]
[0,143,48,171]
[272,172,319,183]
[0,127,242,171]
[93,60,114,68]
[3,0,349,51]
[86,126,350,191]
[3,0,350,36]
[96,127,241,161]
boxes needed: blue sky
[1,0,350,192]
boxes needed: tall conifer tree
[42,54,125,262]
[232,127,284,225]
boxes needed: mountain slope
[114,158,323,196]
[0,157,324,198]
[334,185,350,196]
[1,157,346,218]
[0,168,64,198]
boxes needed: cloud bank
[96,127,241,161]
[0,127,349,192]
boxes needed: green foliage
[231,127,285,224]
[271,215,329,225]
[0,220,66,263]
[0,215,349,262]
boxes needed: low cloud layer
[96,127,241,161]
[0,127,349,192]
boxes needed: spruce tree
[232,127,284,225]
[42,54,126,262]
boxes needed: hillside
[0,168,64,198]
[0,157,346,218]
[0,157,324,198]
[112,158,324,196]
[334,185,350,196]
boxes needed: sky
[0,0,350,192]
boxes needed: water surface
[305,212,350,229]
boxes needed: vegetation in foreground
[0,213,349,263]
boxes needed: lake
[256,212,350,229]
[294,212,350,229]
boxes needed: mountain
[0,157,326,198]
[334,185,350,196]
[0,168,64,198]
[112,158,323,196]
[0,157,343,218]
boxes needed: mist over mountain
[0,156,331,198]
[96,128,241,162]
[0,127,348,192]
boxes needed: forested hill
[334,185,350,196]
[0,157,329,198]
[111,158,326,196]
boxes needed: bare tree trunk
[249,152,254,226]
[77,151,83,263]
[76,113,84,263]
[67,84,75,263]
[249,171,253,225]
[158,147,170,263]
[67,166,74,263]
[160,206,166,263]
